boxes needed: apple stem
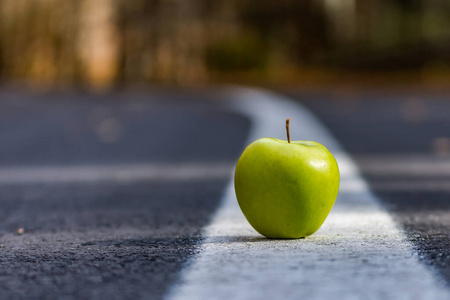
[286,118,291,143]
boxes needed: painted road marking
[355,155,450,176]
[0,163,233,184]
[166,88,450,300]
[354,155,450,191]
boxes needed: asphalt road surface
[285,89,450,284]
[0,88,250,299]
[0,87,450,299]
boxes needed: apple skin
[234,138,339,239]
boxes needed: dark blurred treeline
[1,0,450,87]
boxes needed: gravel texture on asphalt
[286,90,450,287]
[0,89,251,300]
[167,88,450,300]
[0,181,227,300]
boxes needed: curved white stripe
[166,88,450,300]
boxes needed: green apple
[234,119,339,239]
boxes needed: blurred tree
[0,0,450,87]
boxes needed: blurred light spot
[88,107,112,125]
[431,137,450,156]
[17,228,24,235]
[79,0,119,89]
[95,118,123,143]
[400,98,427,123]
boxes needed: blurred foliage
[1,0,450,87]
[206,35,268,72]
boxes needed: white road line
[0,163,233,184]
[166,88,450,300]
[367,180,450,192]
[355,155,450,176]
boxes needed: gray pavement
[1,87,450,299]
[0,88,250,299]
[285,89,450,285]
[166,88,450,300]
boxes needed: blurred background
[1,0,450,89]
